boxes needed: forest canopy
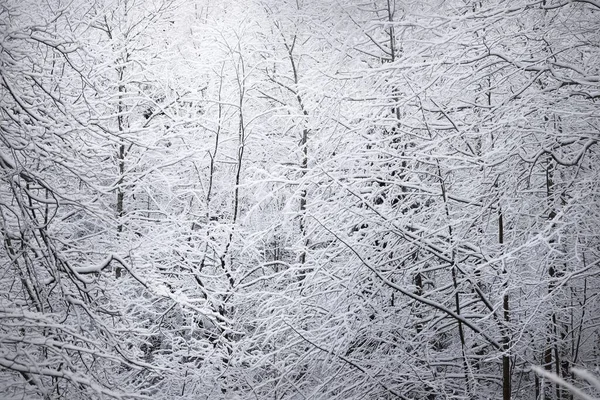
[0,0,599,399]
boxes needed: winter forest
[1,0,600,399]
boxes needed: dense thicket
[1,0,599,399]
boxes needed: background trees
[1,0,599,399]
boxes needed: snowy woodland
[1,0,600,399]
